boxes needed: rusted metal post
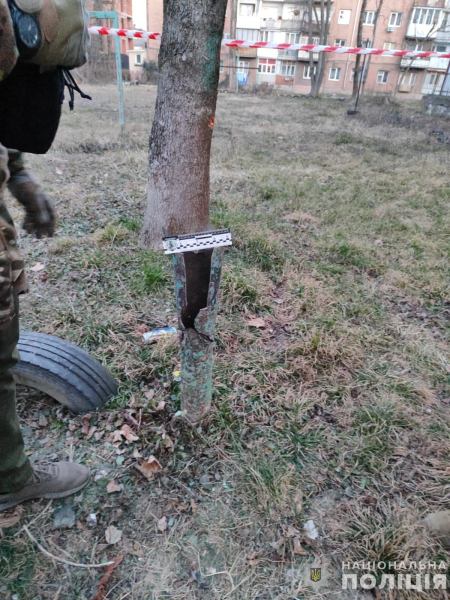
[172,248,224,422]
[164,230,231,423]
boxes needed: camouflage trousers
[0,144,32,493]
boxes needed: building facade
[145,0,450,97]
[234,0,450,97]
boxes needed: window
[427,72,443,86]
[362,11,376,25]
[258,58,276,74]
[412,7,441,25]
[335,39,346,46]
[239,3,255,17]
[350,68,367,82]
[377,70,389,84]
[406,42,424,51]
[219,60,224,73]
[389,12,403,27]
[300,36,320,45]
[304,65,317,79]
[285,32,301,44]
[136,54,141,64]
[329,67,341,81]
[362,40,373,48]
[238,60,249,73]
[433,44,448,52]
[279,60,296,76]
[237,28,259,41]
[383,42,397,50]
[259,30,275,42]
[338,10,351,25]
[398,72,417,86]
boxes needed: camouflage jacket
[0,7,27,330]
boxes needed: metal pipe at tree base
[163,230,231,423]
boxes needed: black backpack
[0,63,65,154]
[0,0,90,154]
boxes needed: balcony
[278,49,299,59]
[406,23,438,38]
[236,15,260,29]
[297,50,319,61]
[400,57,430,68]
[435,26,450,41]
[429,56,450,69]
[238,47,258,58]
[260,18,303,31]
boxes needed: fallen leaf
[286,524,300,538]
[248,551,261,566]
[157,516,167,532]
[270,537,286,550]
[292,537,308,555]
[105,525,122,545]
[135,455,162,481]
[132,448,142,459]
[247,317,266,328]
[30,262,45,272]
[133,324,148,337]
[155,400,166,411]
[111,429,123,443]
[93,555,123,600]
[120,424,139,442]
[144,389,155,401]
[0,506,23,528]
[38,414,48,427]
[81,423,90,436]
[55,167,63,175]
[106,480,122,494]
[86,426,98,440]
[190,499,198,513]
[160,433,174,452]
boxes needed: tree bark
[352,0,368,98]
[361,0,384,95]
[141,0,228,249]
[229,0,238,91]
[308,0,331,98]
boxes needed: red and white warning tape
[88,26,450,59]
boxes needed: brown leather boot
[0,461,90,511]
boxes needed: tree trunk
[229,0,238,91]
[308,0,331,98]
[141,0,228,423]
[352,0,368,98]
[141,0,228,249]
[361,0,384,95]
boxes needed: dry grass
[1,86,450,599]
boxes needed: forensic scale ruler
[163,228,232,254]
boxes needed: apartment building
[234,0,450,97]
[146,0,232,78]
[323,0,450,97]
[145,0,449,97]
[88,0,134,67]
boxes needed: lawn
[1,85,450,599]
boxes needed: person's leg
[0,294,33,493]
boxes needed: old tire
[13,332,118,414]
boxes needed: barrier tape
[88,27,450,59]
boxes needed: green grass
[6,86,450,600]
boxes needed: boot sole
[0,477,90,512]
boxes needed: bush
[143,60,158,84]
